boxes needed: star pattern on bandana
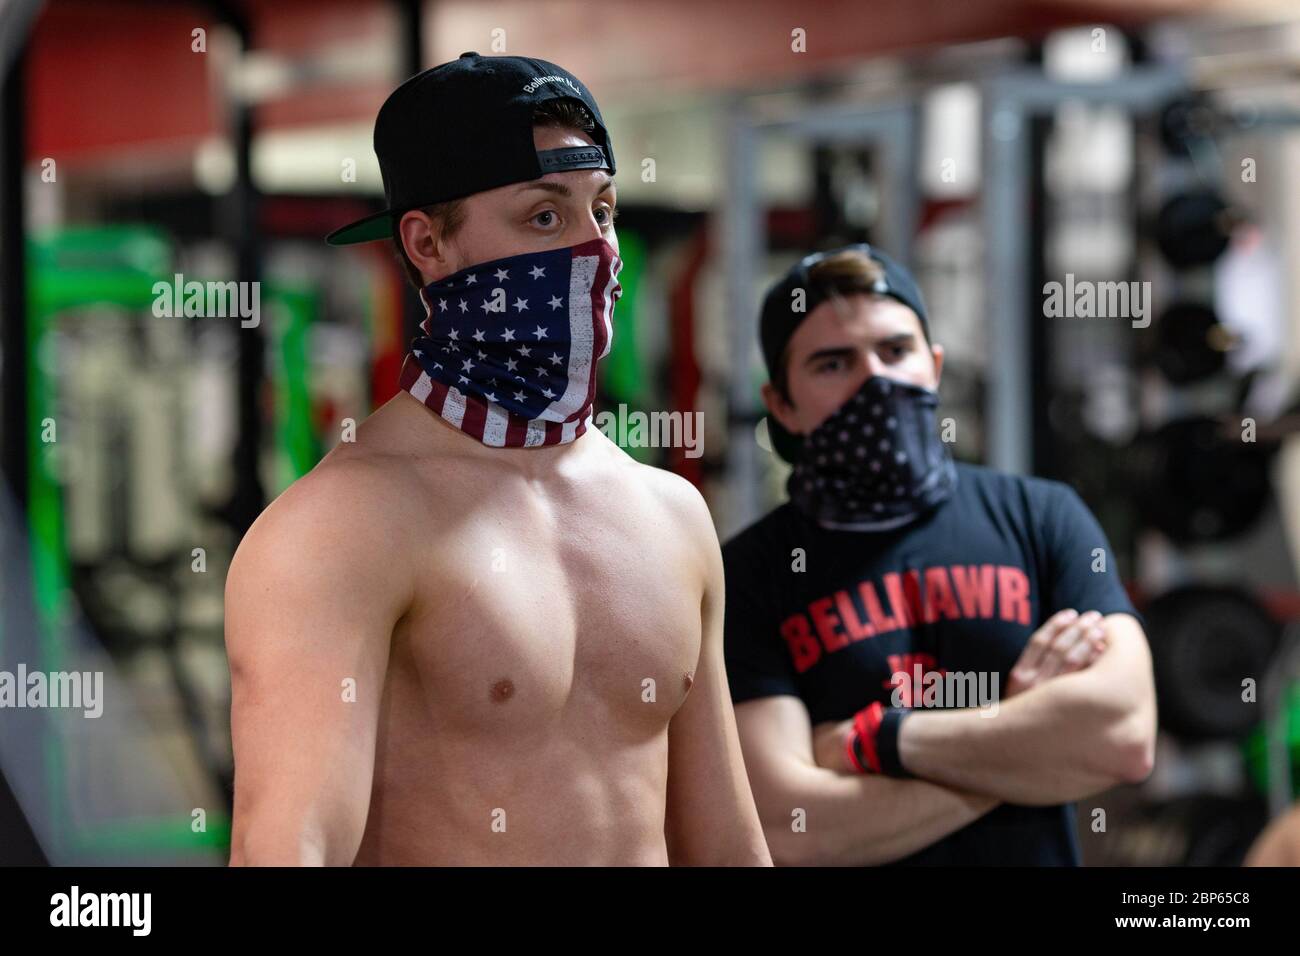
[398,239,625,449]
[412,247,598,420]
[794,380,909,514]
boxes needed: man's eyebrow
[513,173,616,198]
[515,180,571,197]
[803,334,915,364]
[876,332,916,346]
[802,346,855,366]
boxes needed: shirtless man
[225,53,769,866]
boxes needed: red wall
[27,1,219,162]
[24,0,1167,165]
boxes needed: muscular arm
[663,488,772,866]
[735,695,999,865]
[892,613,1156,805]
[226,465,411,866]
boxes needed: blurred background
[1,0,1299,865]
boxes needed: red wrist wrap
[848,701,886,774]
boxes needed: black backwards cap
[759,243,930,463]
[326,52,615,246]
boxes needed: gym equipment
[1144,584,1281,740]
[1095,795,1268,866]
[1154,190,1236,269]
[1129,416,1273,544]
[16,225,229,862]
[1150,301,1237,385]
[1159,95,1219,158]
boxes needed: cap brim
[766,413,806,464]
[325,209,395,246]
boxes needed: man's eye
[595,206,618,226]
[532,210,557,227]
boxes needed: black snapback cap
[760,244,930,463]
[326,52,616,246]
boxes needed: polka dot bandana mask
[787,375,957,532]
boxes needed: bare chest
[394,478,703,734]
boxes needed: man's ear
[761,381,803,436]
[398,209,452,283]
[930,342,945,388]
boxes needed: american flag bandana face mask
[398,237,622,448]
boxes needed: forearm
[666,817,772,867]
[230,834,327,867]
[897,616,1156,804]
[229,804,334,866]
[664,711,774,866]
[665,728,772,866]
[758,765,999,865]
[228,722,374,867]
[898,674,1150,804]
[230,778,376,866]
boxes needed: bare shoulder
[237,448,413,560]
[600,441,722,567]
[225,445,421,632]
[641,460,713,529]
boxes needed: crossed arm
[882,613,1156,805]
[735,694,1000,865]
[734,612,1157,865]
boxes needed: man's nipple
[490,678,516,703]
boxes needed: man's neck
[373,390,594,475]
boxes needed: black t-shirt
[722,462,1139,866]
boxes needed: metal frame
[978,65,1186,476]
[721,65,1193,535]
[722,96,920,534]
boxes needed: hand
[812,718,858,774]
[1005,608,1108,698]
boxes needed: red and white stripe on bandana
[397,237,621,448]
